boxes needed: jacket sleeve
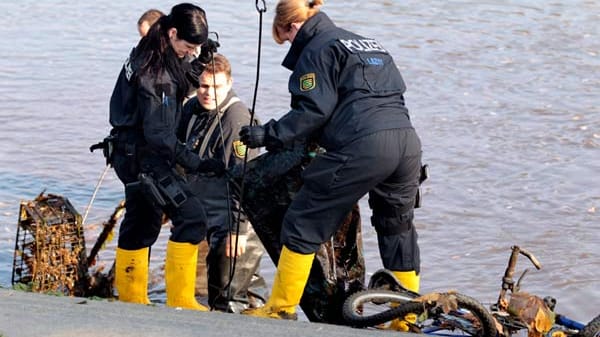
[266,47,339,146]
[138,75,201,171]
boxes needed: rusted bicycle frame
[491,245,559,337]
[494,245,542,311]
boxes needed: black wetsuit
[109,48,208,249]
[180,91,264,311]
[262,12,423,272]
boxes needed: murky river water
[0,0,597,324]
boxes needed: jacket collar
[282,12,336,70]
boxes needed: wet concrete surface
[0,288,416,337]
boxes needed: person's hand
[239,125,266,149]
[225,234,247,257]
[196,158,226,176]
[186,39,220,87]
[197,38,219,64]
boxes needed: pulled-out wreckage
[11,143,366,324]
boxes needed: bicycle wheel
[577,314,600,337]
[389,292,498,336]
[342,289,417,328]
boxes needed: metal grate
[11,192,89,296]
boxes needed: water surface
[0,0,597,323]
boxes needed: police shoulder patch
[233,140,246,158]
[300,73,316,91]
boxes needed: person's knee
[371,211,414,236]
[280,215,337,255]
[373,213,420,273]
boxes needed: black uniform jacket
[109,48,202,172]
[179,90,258,234]
[264,12,413,151]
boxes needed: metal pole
[82,165,110,226]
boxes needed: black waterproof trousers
[281,128,422,272]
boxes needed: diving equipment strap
[185,97,241,157]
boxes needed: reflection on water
[0,0,598,323]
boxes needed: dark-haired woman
[240,0,423,323]
[109,3,221,311]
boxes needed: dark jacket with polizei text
[109,47,202,172]
[264,12,413,151]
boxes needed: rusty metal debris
[507,292,555,337]
[233,143,366,324]
[413,291,461,313]
[11,191,124,297]
[12,191,88,295]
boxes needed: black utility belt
[127,172,188,208]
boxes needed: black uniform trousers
[113,151,208,250]
[281,128,422,272]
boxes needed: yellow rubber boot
[243,246,315,319]
[165,240,209,311]
[115,247,151,304]
[389,270,420,331]
[393,270,420,293]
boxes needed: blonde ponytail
[272,0,324,44]
[308,0,324,10]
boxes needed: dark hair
[134,3,208,100]
[170,3,208,45]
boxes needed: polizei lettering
[339,39,387,53]
[124,56,134,81]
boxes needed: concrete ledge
[0,288,417,337]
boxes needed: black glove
[186,38,220,87]
[239,125,266,149]
[196,158,226,176]
[198,38,219,64]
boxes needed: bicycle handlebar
[496,245,542,309]
[516,246,542,270]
